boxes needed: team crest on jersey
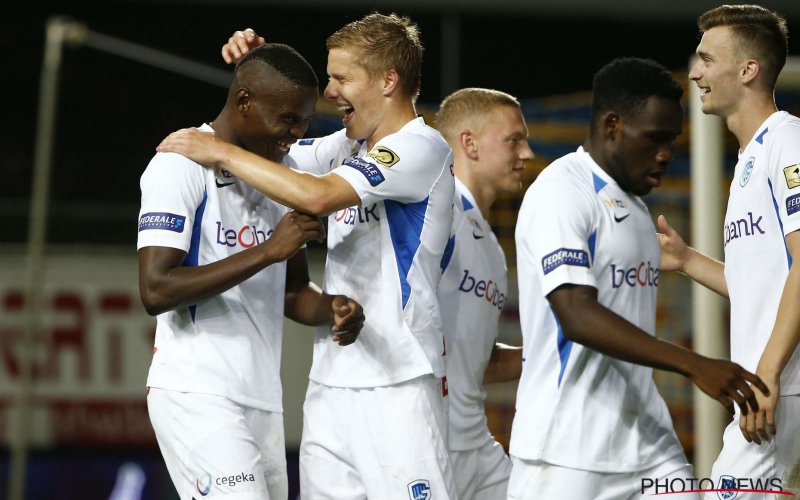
[407,479,431,500]
[740,157,754,187]
[784,164,800,189]
[367,146,400,168]
[716,475,738,499]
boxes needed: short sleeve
[284,129,355,175]
[518,175,598,296]
[137,152,206,251]
[768,123,800,236]
[331,133,452,206]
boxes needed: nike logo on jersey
[614,214,630,223]
[468,217,485,239]
[216,168,236,187]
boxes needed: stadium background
[3,1,800,498]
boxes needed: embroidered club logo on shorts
[717,475,738,499]
[407,479,431,500]
[784,164,800,189]
[138,212,186,233]
[366,146,400,168]
[345,157,385,186]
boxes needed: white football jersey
[285,117,455,387]
[510,147,685,471]
[438,178,508,451]
[138,124,290,412]
[724,111,800,395]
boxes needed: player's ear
[382,69,400,96]
[460,131,479,160]
[740,59,759,84]
[603,111,621,140]
[235,88,251,114]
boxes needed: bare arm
[283,250,364,346]
[138,211,323,316]
[548,283,768,416]
[156,129,360,216]
[657,214,728,297]
[741,230,800,443]
[482,342,522,384]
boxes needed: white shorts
[706,395,800,499]
[508,455,697,500]
[450,437,512,500]
[299,375,455,500]
[147,388,287,500]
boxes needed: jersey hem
[144,383,283,413]
[508,446,686,474]
[308,367,440,388]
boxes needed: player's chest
[592,192,657,263]
[728,154,774,207]
[204,188,283,251]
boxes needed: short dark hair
[698,4,788,89]
[236,42,318,88]
[590,57,682,126]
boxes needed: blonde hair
[326,12,423,99]
[435,87,521,144]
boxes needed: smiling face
[689,26,745,118]
[238,74,318,163]
[323,47,386,143]
[607,95,683,196]
[473,105,534,195]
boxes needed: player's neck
[209,113,234,144]
[582,140,608,175]
[725,94,778,151]
[364,101,418,150]
[455,168,495,220]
